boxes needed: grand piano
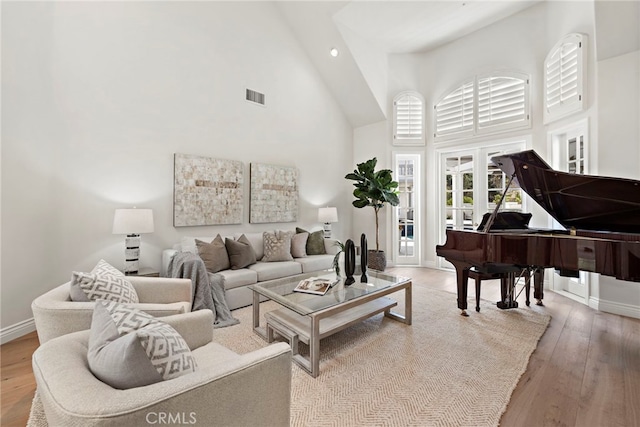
[436,149,640,316]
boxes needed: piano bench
[468,268,531,312]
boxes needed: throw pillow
[196,235,230,273]
[88,300,197,390]
[291,232,308,258]
[225,234,257,269]
[70,259,139,303]
[296,227,326,255]
[262,231,294,262]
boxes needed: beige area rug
[28,285,550,427]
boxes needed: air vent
[246,88,265,106]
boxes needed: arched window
[434,80,474,138]
[544,33,587,123]
[477,71,530,134]
[393,91,424,145]
[434,71,530,140]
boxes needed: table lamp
[112,208,154,274]
[318,207,338,239]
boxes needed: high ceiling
[277,1,541,127]
[333,1,541,54]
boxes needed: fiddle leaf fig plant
[345,158,400,251]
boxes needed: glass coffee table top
[249,270,411,316]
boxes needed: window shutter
[434,80,474,137]
[477,73,529,131]
[394,95,423,140]
[393,92,424,145]
[544,33,586,123]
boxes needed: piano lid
[490,150,640,234]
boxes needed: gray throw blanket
[168,252,239,328]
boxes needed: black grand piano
[436,149,640,316]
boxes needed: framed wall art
[173,153,244,226]
[250,163,298,223]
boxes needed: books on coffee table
[293,277,340,295]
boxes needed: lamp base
[124,234,140,274]
[323,223,332,239]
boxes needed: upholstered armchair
[32,310,292,426]
[31,276,192,343]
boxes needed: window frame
[433,71,531,142]
[393,91,425,146]
[543,33,587,124]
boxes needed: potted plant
[345,158,399,271]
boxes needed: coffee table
[249,270,412,377]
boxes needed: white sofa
[32,310,292,426]
[162,232,339,310]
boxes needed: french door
[549,121,589,303]
[393,153,420,265]
[438,141,526,269]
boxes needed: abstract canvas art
[174,153,244,226]
[250,163,298,223]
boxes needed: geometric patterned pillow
[69,259,139,303]
[262,230,294,262]
[87,300,197,389]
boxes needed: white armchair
[32,310,292,426]
[31,276,192,344]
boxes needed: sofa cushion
[249,261,302,282]
[296,227,326,255]
[190,342,239,370]
[196,235,230,273]
[291,232,308,258]
[70,260,139,304]
[217,269,258,290]
[262,231,294,262]
[88,300,197,390]
[294,254,335,273]
[225,235,257,270]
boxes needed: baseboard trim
[1,317,36,344]
[589,296,640,320]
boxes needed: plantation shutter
[477,73,529,131]
[544,33,585,122]
[434,80,474,137]
[394,94,424,142]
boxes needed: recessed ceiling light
[330,48,339,57]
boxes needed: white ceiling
[277,1,542,127]
[333,1,541,54]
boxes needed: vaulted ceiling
[277,1,541,128]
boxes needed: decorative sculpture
[344,239,356,286]
[360,234,368,282]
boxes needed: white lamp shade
[318,207,338,223]
[112,208,154,234]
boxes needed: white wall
[593,49,640,314]
[1,1,354,337]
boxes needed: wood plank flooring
[2,267,639,427]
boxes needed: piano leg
[525,268,531,307]
[497,272,519,309]
[533,267,544,306]
[451,261,471,316]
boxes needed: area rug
[28,284,550,427]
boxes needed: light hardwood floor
[2,267,639,427]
